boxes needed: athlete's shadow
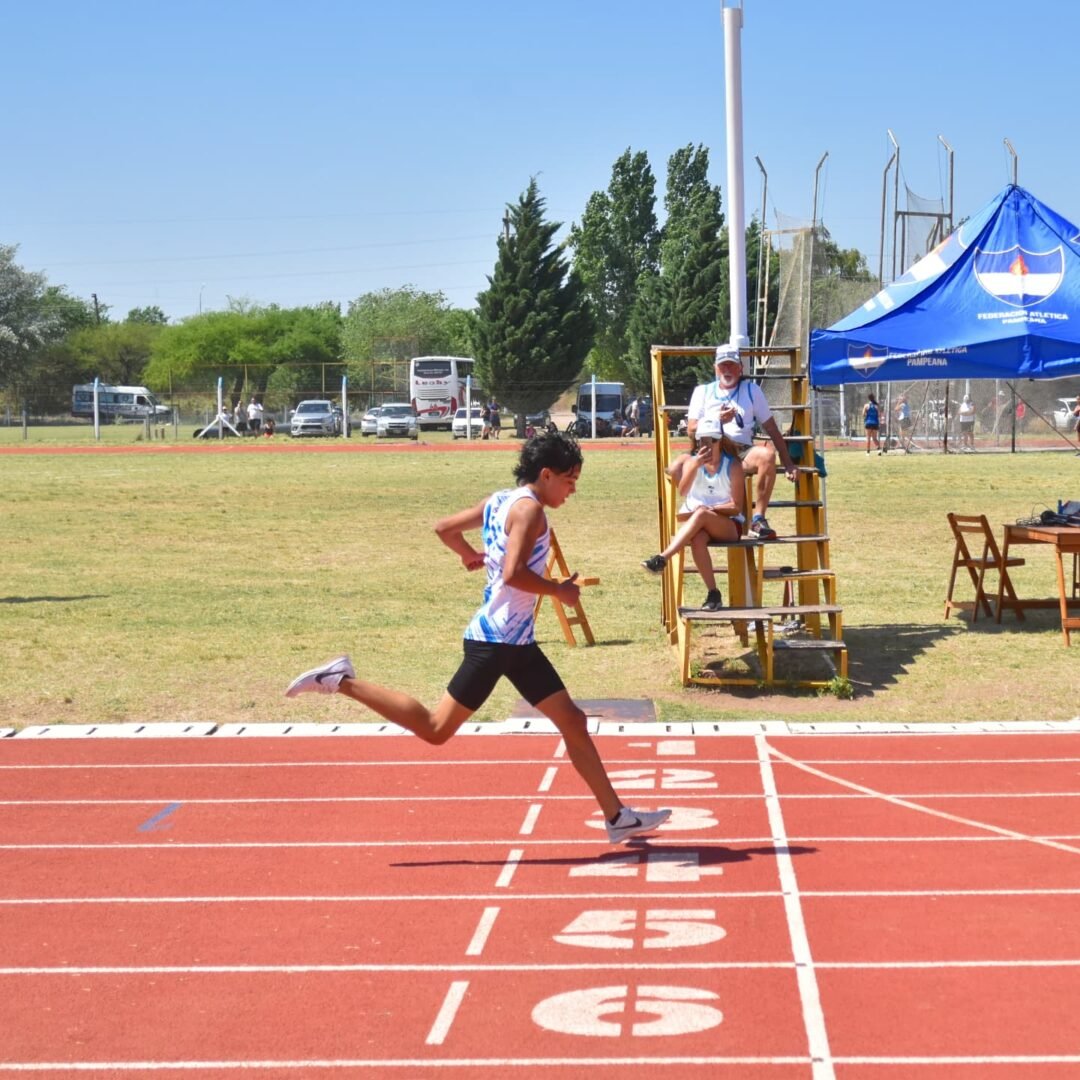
[391,844,817,871]
[0,594,107,604]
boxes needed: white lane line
[464,907,499,957]
[537,767,558,792]
[518,804,542,835]
[756,734,834,1080]
[494,849,523,888]
[425,980,469,1045]
[6,886,1080,907]
[1,1054,1079,1072]
[768,742,1080,857]
[2,755,1077,770]
[4,958,1080,976]
[0,1056,815,1071]
[4,791,1078,807]
[0,891,760,907]
[4,834,1080,852]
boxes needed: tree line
[0,144,871,421]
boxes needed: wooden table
[999,524,1080,645]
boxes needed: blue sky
[4,0,1079,323]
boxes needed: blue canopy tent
[810,185,1080,385]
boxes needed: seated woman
[641,418,745,611]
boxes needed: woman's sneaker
[641,554,667,574]
[702,589,723,612]
[748,515,777,540]
[284,656,355,697]
[606,807,672,844]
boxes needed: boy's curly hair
[513,430,583,484]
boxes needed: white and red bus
[409,355,477,431]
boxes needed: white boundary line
[767,742,1080,858]
[5,719,1079,738]
[2,1055,1080,1072]
[755,733,834,1080]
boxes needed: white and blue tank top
[681,454,736,514]
[464,487,550,645]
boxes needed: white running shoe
[605,807,672,844]
[284,655,355,697]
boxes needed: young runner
[285,430,671,844]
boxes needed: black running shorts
[447,640,566,712]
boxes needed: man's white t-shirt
[687,379,773,447]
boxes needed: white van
[573,381,626,435]
[72,384,170,423]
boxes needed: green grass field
[1,440,1076,727]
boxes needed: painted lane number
[553,909,725,950]
[532,985,723,1037]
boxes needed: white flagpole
[723,1,748,349]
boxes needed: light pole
[198,283,206,315]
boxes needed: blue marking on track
[137,802,182,832]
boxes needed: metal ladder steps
[706,534,829,548]
[682,566,834,581]
[761,499,823,509]
[678,603,842,621]
[772,638,847,654]
[762,567,835,581]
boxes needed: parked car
[377,402,418,440]
[1052,396,1080,431]
[452,407,484,439]
[360,406,381,437]
[290,399,341,438]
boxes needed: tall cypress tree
[474,179,593,429]
[569,149,659,389]
[628,144,728,396]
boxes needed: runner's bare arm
[503,498,579,604]
[434,500,487,571]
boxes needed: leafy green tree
[126,305,168,326]
[810,228,876,331]
[628,144,727,398]
[569,149,659,390]
[0,246,96,409]
[474,179,593,430]
[340,287,473,397]
[145,303,342,404]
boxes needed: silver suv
[290,400,341,438]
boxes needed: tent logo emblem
[973,245,1064,307]
[847,344,888,378]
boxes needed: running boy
[285,431,670,844]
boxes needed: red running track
[0,729,1079,1078]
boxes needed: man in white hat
[685,344,797,540]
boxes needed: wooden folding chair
[944,513,1025,623]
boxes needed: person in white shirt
[686,345,797,540]
[957,394,976,452]
[247,397,263,435]
[640,417,745,610]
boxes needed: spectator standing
[233,400,247,434]
[489,399,502,440]
[895,394,913,451]
[862,393,881,455]
[957,394,976,452]
[247,396,263,435]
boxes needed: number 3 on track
[532,985,722,1037]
